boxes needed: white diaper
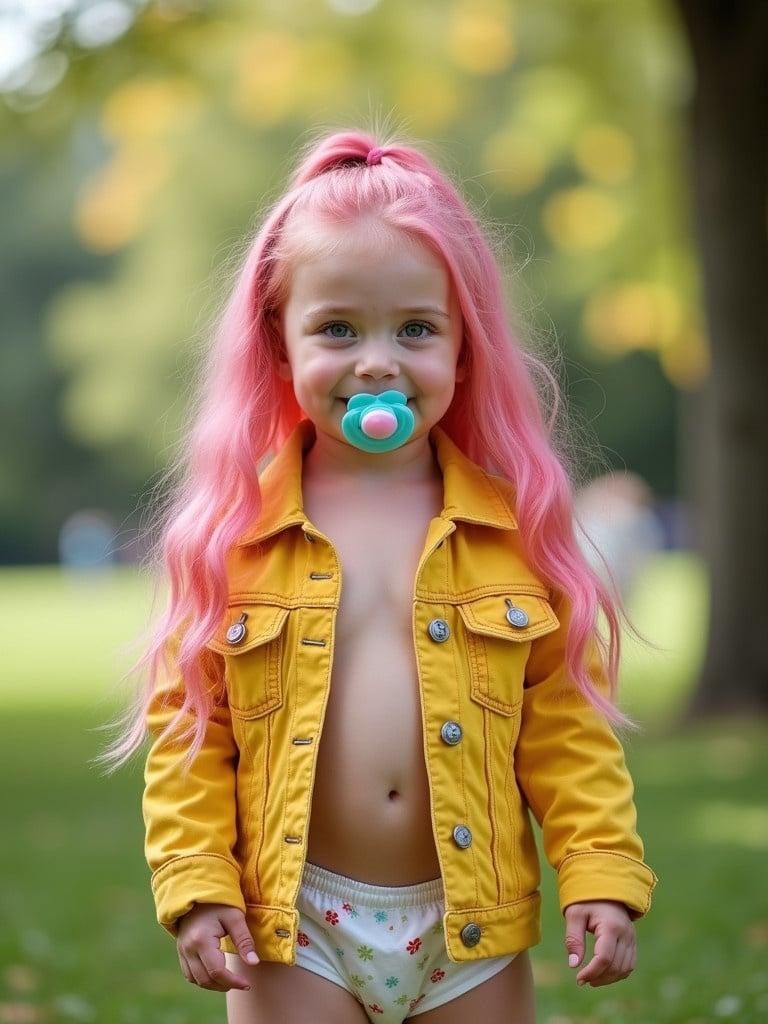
[292,859,517,1022]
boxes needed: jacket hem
[218,892,543,966]
[151,853,244,940]
[557,850,659,920]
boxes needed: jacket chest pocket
[206,603,290,719]
[457,590,560,716]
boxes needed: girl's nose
[354,337,400,375]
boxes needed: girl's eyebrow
[302,304,449,323]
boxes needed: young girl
[96,128,658,1023]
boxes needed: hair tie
[366,147,385,166]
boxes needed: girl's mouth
[337,396,415,404]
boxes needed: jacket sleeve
[142,630,245,940]
[515,587,659,921]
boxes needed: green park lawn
[0,555,766,1023]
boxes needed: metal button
[226,612,248,645]
[460,922,482,947]
[440,721,463,745]
[505,599,529,628]
[428,618,451,642]
[453,824,472,848]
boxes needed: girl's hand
[176,902,260,992]
[563,899,636,988]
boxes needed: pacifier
[340,389,415,452]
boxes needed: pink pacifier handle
[360,408,398,439]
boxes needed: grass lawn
[1,557,766,1023]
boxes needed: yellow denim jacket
[143,418,658,965]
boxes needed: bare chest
[303,481,443,641]
[301,475,446,882]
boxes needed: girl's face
[278,218,465,469]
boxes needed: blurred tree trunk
[675,0,768,716]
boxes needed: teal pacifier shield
[340,390,415,452]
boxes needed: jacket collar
[236,418,518,547]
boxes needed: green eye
[402,321,434,339]
[319,320,436,341]
[323,322,351,339]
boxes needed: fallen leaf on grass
[745,921,768,948]
[0,1004,46,1023]
[1,967,39,994]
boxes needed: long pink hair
[91,126,650,778]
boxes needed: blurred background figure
[575,472,665,600]
[58,507,117,571]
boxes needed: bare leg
[224,952,370,1024]
[406,948,536,1024]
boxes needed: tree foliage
[1,0,699,560]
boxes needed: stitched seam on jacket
[484,473,516,524]
[443,890,539,915]
[240,717,257,899]
[258,714,271,898]
[417,582,550,602]
[150,852,238,889]
[558,849,655,875]
[225,592,337,607]
[505,736,518,898]
[483,707,502,904]
[241,720,257,897]
[466,631,482,704]
[281,609,299,896]
[558,850,657,916]
[449,601,479,907]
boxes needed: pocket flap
[457,591,559,642]
[206,603,290,655]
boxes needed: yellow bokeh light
[512,67,591,148]
[293,37,355,115]
[583,282,708,387]
[231,30,303,124]
[101,77,204,144]
[75,147,172,252]
[542,186,624,250]
[584,282,683,353]
[574,123,636,184]
[447,0,517,74]
[482,129,548,195]
[660,326,710,389]
[394,68,462,134]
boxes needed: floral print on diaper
[301,892,451,1018]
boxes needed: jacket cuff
[150,853,245,939]
[557,850,659,921]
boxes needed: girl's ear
[455,340,468,384]
[267,308,292,381]
[276,356,293,382]
[274,329,293,382]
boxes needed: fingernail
[246,952,258,964]
[568,954,579,967]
